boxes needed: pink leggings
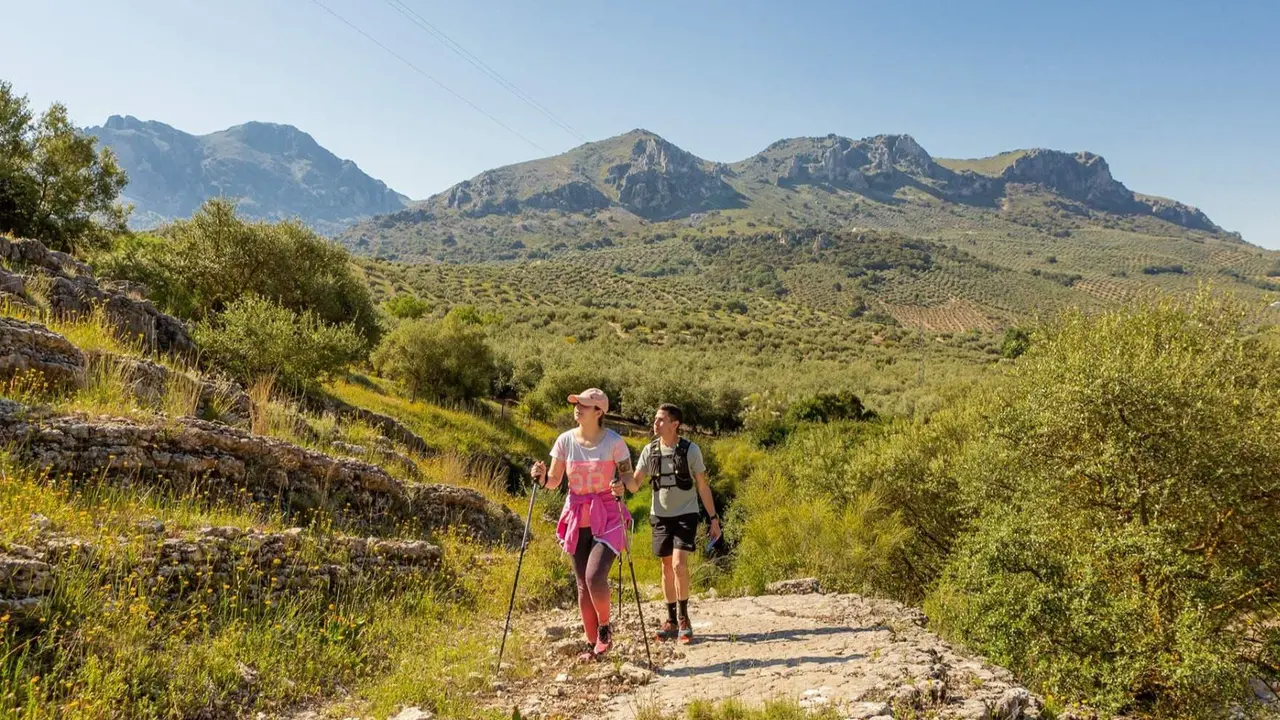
[572,528,616,643]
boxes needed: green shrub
[784,390,873,424]
[928,290,1280,717]
[732,417,911,591]
[832,407,975,600]
[521,364,623,422]
[383,293,431,319]
[492,353,543,401]
[369,310,497,403]
[94,199,380,343]
[193,294,365,390]
[727,423,910,594]
[748,417,794,448]
[999,326,1031,359]
[620,372,745,432]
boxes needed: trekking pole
[496,475,539,676]
[617,496,654,670]
[616,545,625,618]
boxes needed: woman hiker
[531,387,634,661]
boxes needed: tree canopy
[0,81,128,252]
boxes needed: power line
[306,0,545,153]
[383,0,590,144]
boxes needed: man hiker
[622,403,720,644]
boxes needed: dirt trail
[599,590,1040,720]
[490,583,1048,720]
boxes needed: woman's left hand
[610,477,626,497]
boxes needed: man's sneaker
[677,617,693,644]
[655,619,678,641]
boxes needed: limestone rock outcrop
[0,399,524,547]
[0,236,195,355]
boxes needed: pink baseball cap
[568,388,609,414]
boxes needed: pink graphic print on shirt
[551,431,630,495]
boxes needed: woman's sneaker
[655,619,678,641]
[593,624,613,656]
[677,618,693,644]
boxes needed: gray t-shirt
[638,439,707,518]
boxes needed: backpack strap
[673,438,694,490]
[650,438,696,492]
[647,437,663,489]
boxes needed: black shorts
[651,513,699,557]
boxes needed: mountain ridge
[342,128,1238,264]
[86,115,410,235]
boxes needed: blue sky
[6,1,1278,247]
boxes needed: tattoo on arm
[617,458,634,489]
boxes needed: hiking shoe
[655,619,678,641]
[677,618,693,644]
[593,624,613,656]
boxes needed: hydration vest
[648,437,694,492]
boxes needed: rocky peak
[759,133,940,188]
[999,148,1136,211]
[861,134,935,177]
[217,121,324,157]
[1136,194,1224,233]
[85,116,408,234]
[607,135,740,219]
[102,114,148,131]
[628,136,699,175]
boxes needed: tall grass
[327,376,556,460]
[0,465,546,719]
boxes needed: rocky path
[487,583,1047,720]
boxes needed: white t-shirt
[550,429,630,495]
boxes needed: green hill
[339,130,1272,334]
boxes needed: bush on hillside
[784,390,874,424]
[726,422,910,595]
[927,291,1280,717]
[522,365,623,422]
[369,308,497,403]
[93,199,380,343]
[492,353,544,401]
[999,326,1031,359]
[383,293,431,320]
[620,372,746,432]
[0,81,128,252]
[745,390,875,447]
[193,294,365,390]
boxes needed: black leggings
[573,528,617,643]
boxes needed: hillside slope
[86,115,409,235]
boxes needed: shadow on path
[658,653,868,678]
[691,624,883,645]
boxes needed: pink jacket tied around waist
[556,490,631,556]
